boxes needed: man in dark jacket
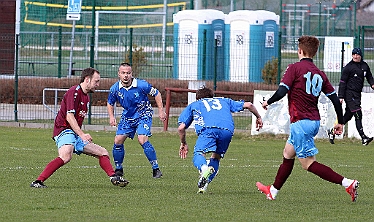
[327,47,374,145]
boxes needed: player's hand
[339,99,344,104]
[179,143,188,159]
[262,100,269,110]
[81,133,93,143]
[109,117,117,127]
[159,111,167,122]
[255,117,263,131]
[333,124,343,135]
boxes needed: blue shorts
[53,129,89,155]
[287,119,319,159]
[193,128,233,157]
[116,117,152,139]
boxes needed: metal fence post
[58,26,62,78]
[14,34,19,122]
[129,28,133,66]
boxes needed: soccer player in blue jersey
[256,36,359,202]
[30,68,128,188]
[178,86,263,193]
[107,63,167,179]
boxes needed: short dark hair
[118,62,132,72]
[196,86,214,100]
[80,67,99,83]
[298,35,319,58]
[119,62,131,68]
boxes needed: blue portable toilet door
[248,24,264,83]
[212,19,225,81]
[263,20,278,66]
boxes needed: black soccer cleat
[110,175,129,187]
[326,128,335,144]
[362,137,373,146]
[30,180,47,188]
[153,168,163,178]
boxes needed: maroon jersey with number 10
[53,84,90,137]
[280,58,335,123]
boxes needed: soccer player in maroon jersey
[256,36,359,202]
[30,68,128,188]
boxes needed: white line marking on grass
[1,163,363,172]
[8,147,32,151]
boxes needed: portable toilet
[173,9,226,81]
[224,10,279,82]
[258,10,279,74]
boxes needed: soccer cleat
[345,180,359,202]
[30,180,47,188]
[326,128,335,144]
[110,175,130,187]
[197,166,215,188]
[197,182,209,194]
[362,137,373,146]
[256,182,275,200]
[153,168,163,178]
[115,168,124,176]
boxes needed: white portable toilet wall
[224,10,279,82]
[173,9,225,81]
[224,10,259,82]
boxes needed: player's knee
[59,154,72,163]
[138,135,148,145]
[101,149,110,156]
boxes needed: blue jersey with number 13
[178,97,245,135]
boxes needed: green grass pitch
[0,126,373,222]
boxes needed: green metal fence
[1,0,374,129]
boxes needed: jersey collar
[300,58,313,62]
[119,78,138,89]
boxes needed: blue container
[224,10,279,82]
[210,19,225,81]
[260,10,279,75]
[173,9,225,81]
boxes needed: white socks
[270,185,279,198]
[200,164,209,174]
[342,178,354,188]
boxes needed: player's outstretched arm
[243,102,263,131]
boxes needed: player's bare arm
[66,112,92,142]
[155,93,167,122]
[107,102,117,126]
[177,123,188,159]
[243,102,263,130]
